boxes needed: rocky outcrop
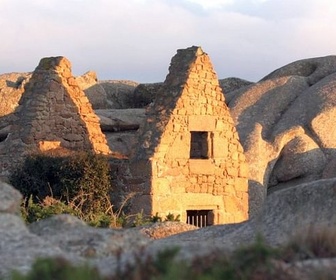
[79,77,139,110]
[131,82,162,108]
[227,56,336,216]
[98,80,139,109]
[260,55,336,85]
[75,71,109,109]
[219,77,254,94]
[2,177,336,278]
[0,72,31,117]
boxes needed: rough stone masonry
[0,56,111,177]
[112,46,249,225]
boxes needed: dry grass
[281,225,336,262]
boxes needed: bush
[11,257,103,280]
[21,197,79,224]
[10,151,113,225]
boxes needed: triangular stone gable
[128,46,249,224]
[0,56,110,177]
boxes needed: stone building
[117,46,249,226]
[0,56,111,177]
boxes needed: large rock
[99,80,139,109]
[0,183,74,278]
[219,77,254,94]
[227,56,336,216]
[260,55,336,85]
[131,82,162,108]
[29,214,150,258]
[0,72,31,117]
[0,181,22,214]
[96,109,146,157]
[76,71,110,109]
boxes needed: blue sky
[1,0,335,82]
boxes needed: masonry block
[188,115,216,131]
[189,159,215,175]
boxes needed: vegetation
[11,258,103,280]
[131,212,181,227]
[9,151,117,227]
[281,225,336,261]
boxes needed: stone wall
[0,57,110,177]
[115,46,249,225]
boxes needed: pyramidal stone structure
[0,56,110,177]
[120,46,249,225]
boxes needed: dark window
[186,210,214,227]
[190,132,212,159]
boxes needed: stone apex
[36,56,71,72]
[164,46,208,87]
[176,45,204,56]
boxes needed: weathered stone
[260,55,336,86]
[219,77,254,94]
[138,221,198,239]
[0,214,75,279]
[29,214,150,258]
[0,72,32,117]
[99,80,139,109]
[0,181,22,214]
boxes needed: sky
[1,0,336,83]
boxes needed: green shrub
[10,151,113,225]
[132,210,151,227]
[164,213,180,222]
[11,257,103,280]
[21,197,79,224]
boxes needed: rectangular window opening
[186,210,214,228]
[190,131,212,159]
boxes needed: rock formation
[0,72,31,117]
[227,55,336,216]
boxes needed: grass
[281,225,336,262]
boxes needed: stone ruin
[0,47,249,226]
[112,46,249,226]
[0,56,111,177]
